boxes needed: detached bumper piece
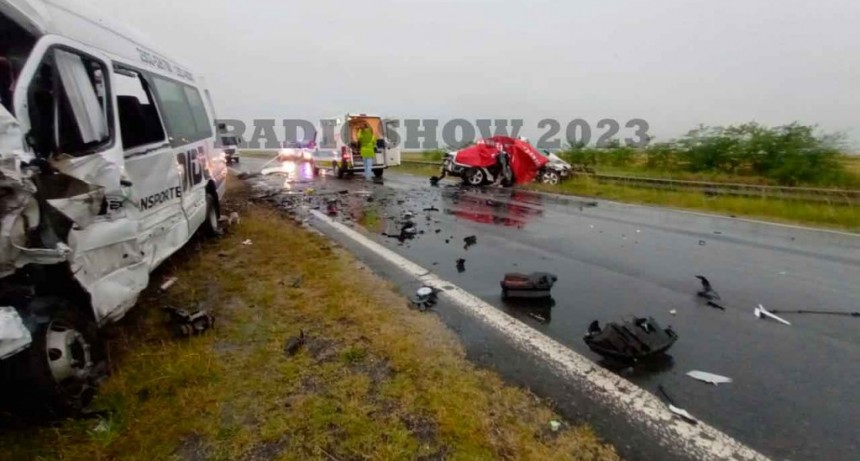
[500,272,557,299]
[584,317,678,363]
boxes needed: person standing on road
[358,124,376,180]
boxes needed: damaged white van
[0,0,227,412]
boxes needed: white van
[0,0,227,412]
[317,114,400,179]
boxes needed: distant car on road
[221,135,242,164]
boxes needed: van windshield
[0,12,38,113]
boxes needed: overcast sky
[89,0,860,147]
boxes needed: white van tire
[14,300,104,416]
[202,192,221,237]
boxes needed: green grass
[0,178,617,461]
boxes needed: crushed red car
[433,137,549,187]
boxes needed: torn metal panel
[0,305,32,359]
[50,149,124,195]
[40,171,105,228]
[67,218,146,323]
[0,138,41,277]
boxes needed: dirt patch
[402,413,438,446]
[305,335,340,363]
[174,433,210,461]
[240,438,287,461]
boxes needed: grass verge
[0,178,617,461]
[390,166,860,232]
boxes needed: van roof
[2,0,201,85]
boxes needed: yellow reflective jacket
[358,128,376,159]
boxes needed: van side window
[150,75,211,145]
[183,86,212,139]
[115,69,165,150]
[26,48,111,157]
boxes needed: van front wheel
[7,300,105,416]
[203,192,221,237]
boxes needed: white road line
[310,209,771,461]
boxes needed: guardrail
[398,160,860,205]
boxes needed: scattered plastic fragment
[456,258,466,273]
[686,370,732,385]
[584,317,678,363]
[160,277,178,291]
[754,304,791,326]
[658,385,697,425]
[423,206,439,212]
[284,330,306,356]
[549,420,561,432]
[242,239,253,246]
[669,309,677,316]
[92,419,110,433]
[698,240,706,246]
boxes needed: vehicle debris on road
[695,275,720,301]
[695,275,725,310]
[411,286,438,311]
[658,385,698,425]
[754,304,791,326]
[584,317,678,363]
[686,370,733,385]
[456,258,466,273]
[500,272,557,299]
[463,235,477,250]
[163,306,215,337]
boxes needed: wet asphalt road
[237,157,860,461]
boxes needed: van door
[384,118,401,166]
[148,75,214,238]
[114,66,189,271]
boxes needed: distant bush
[560,122,848,186]
[677,123,845,185]
[421,149,446,161]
